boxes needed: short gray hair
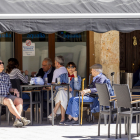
[55,56,64,66]
[94,69,102,73]
[43,58,52,65]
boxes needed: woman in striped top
[6,58,30,111]
[6,58,28,83]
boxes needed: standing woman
[6,58,30,111]
[48,62,81,124]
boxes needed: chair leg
[108,113,111,138]
[119,116,121,138]
[127,117,129,135]
[139,115,140,136]
[30,92,33,125]
[128,115,132,140]
[6,107,10,125]
[79,96,80,125]
[136,115,138,137]
[124,116,127,135]
[0,105,1,125]
[116,113,119,139]
[40,91,42,124]
[98,112,101,136]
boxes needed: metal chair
[96,83,117,138]
[114,84,140,140]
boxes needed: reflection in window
[55,31,87,86]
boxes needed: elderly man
[31,58,55,83]
[65,64,114,125]
[52,56,67,83]
[31,58,55,117]
[0,60,30,127]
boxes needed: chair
[96,83,117,138]
[114,84,140,140]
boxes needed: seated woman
[48,62,81,124]
[6,58,30,111]
[65,64,114,125]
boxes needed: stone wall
[94,31,120,84]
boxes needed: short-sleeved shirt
[52,66,67,83]
[0,72,12,96]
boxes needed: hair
[55,56,64,66]
[94,69,102,73]
[6,58,19,73]
[43,58,52,65]
[66,62,76,68]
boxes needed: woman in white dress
[48,62,81,124]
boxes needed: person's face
[0,60,4,72]
[42,61,51,72]
[55,60,59,69]
[91,69,99,77]
[67,65,76,74]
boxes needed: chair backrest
[10,79,21,92]
[114,84,132,108]
[95,83,111,106]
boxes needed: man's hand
[81,89,91,96]
[14,89,20,98]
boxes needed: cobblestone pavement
[0,114,140,140]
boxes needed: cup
[44,78,48,85]
[57,77,61,84]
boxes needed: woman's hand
[25,70,28,76]
[64,87,72,91]
[73,71,77,78]
[14,89,20,98]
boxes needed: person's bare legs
[3,98,21,119]
[49,101,61,116]
[60,105,65,122]
[13,98,23,117]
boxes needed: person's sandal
[13,119,23,127]
[48,113,56,119]
[59,119,65,125]
[20,117,31,126]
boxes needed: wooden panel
[14,33,22,70]
[86,31,95,85]
[48,33,55,66]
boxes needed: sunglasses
[0,62,4,65]
[67,66,75,69]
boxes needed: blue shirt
[43,67,52,82]
[0,72,12,96]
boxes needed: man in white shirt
[52,56,67,83]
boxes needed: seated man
[32,58,55,117]
[0,60,30,127]
[65,64,114,125]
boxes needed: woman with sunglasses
[48,62,81,124]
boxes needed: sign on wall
[22,40,35,56]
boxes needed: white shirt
[52,66,67,83]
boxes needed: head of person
[90,64,102,77]
[6,58,19,73]
[66,62,76,75]
[55,56,64,69]
[0,60,4,72]
[42,58,52,72]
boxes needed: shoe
[64,119,79,125]
[20,117,31,126]
[13,119,23,127]
[48,114,56,119]
[59,120,65,125]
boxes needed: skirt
[55,89,72,114]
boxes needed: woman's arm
[73,75,81,90]
[16,69,28,83]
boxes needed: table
[20,84,70,126]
